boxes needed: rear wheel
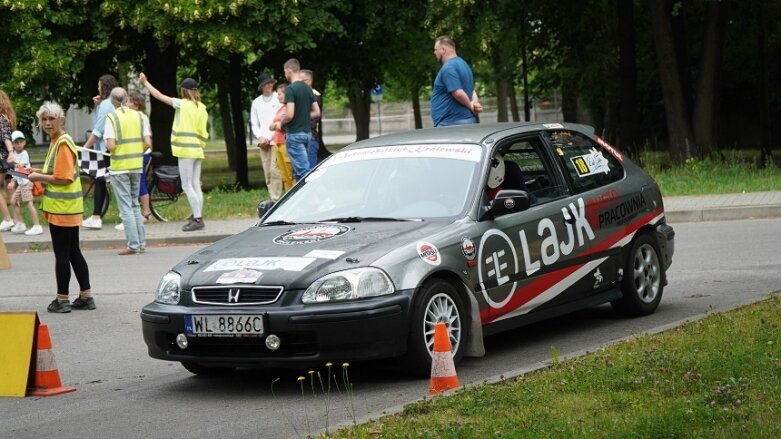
[181,361,234,376]
[148,178,178,222]
[404,279,466,377]
[611,233,664,316]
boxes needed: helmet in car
[487,154,505,189]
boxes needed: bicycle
[146,151,182,222]
[77,146,112,218]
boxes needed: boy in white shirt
[8,131,43,235]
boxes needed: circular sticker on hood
[417,241,441,266]
[274,225,350,245]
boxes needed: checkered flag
[77,147,110,179]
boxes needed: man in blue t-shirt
[431,36,483,127]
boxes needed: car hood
[175,221,448,290]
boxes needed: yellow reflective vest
[107,107,144,171]
[171,99,208,159]
[41,133,83,215]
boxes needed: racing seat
[503,160,536,203]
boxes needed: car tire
[404,278,467,377]
[180,361,234,376]
[612,233,664,316]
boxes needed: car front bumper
[140,291,413,368]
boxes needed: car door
[475,135,584,325]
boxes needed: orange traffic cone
[27,324,76,397]
[429,321,459,395]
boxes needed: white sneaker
[82,217,103,229]
[11,223,27,233]
[115,223,125,231]
[0,219,14,231]
[24,225,43,236]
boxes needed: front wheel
[611,233,664,316]
[404,279,467,377]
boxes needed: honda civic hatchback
[141,122,675,376]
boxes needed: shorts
[12,182,33,203]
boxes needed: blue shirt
[91,99,116,152]
[431,56,475,127]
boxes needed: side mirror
[256,199,275,219]
[480,189,531,220]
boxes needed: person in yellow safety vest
[139,73,209,232]
[105,87,151,255]
[28,101,95,313]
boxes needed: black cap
[257,73,275,88]
[179,78,197,90]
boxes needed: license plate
[184,314,264,337]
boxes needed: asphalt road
[1,218,780,438]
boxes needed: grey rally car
[141,122,674,375]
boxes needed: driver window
[500,139,564,205]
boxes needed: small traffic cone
[429,321,459,395]
[27,324,76,397]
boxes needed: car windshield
[264,144,483,223]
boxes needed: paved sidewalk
[2,191,781,254]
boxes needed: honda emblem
[228,288,240,303]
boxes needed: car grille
[191,286,283,306]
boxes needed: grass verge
[328,294,781,438]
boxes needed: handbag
[32,181,44,197]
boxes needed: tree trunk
[692,0,726,156]
[649,0,696,163]
[496,79,509,122]
[229,54,249,188]
[142,34,176,165]
[509,85,520,122]
[671,2,693,125]
[349,84,371,141]
[756,0,772,168]
[617,0,640,158]
[218,81,236,171]
[411,87,423,129]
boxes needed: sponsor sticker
[417,241,441,266]
[543,123,564,129]
[325,144,482,166]
[204,257,315,272]
[503,198,515,209]
[461,238,476,261]
[273,225,350,245]
[216,269,262,284]
[304,249,346,260]
[570,147,610,177]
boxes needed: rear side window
[543,130,624,193]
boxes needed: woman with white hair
[28,101,94,313]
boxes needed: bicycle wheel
[148,176,178,222]
[80,175,110,217]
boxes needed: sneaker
[0,219,14,231]
[47,299,72,313]
[118,247,142,255]
[82,217,103,229]
[182,218,205,232]
[11,223,27,233]
[115,223,125,231]
[72,296,96,310]
[25,225,43,236]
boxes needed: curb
[666,205,781,223]
[3,234,236,254]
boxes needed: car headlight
[155,271,181,304]
[302,268,395,304]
